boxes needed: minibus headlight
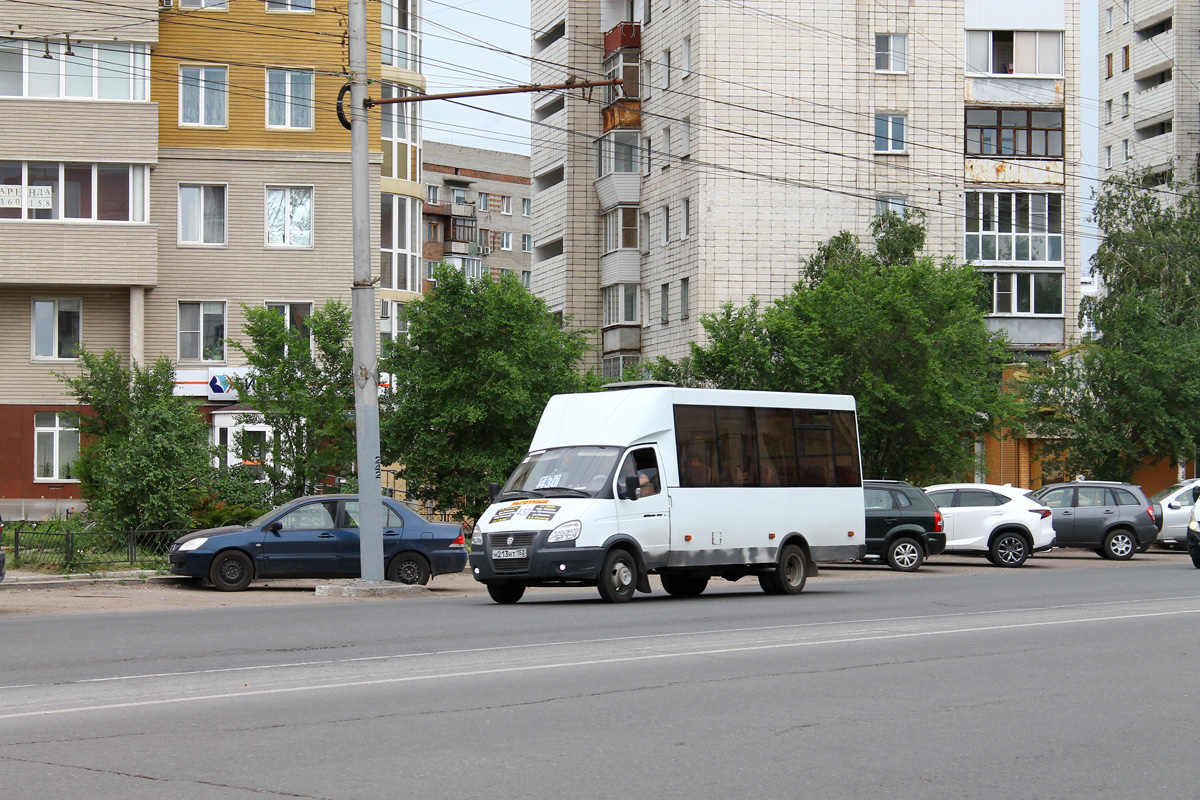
[471,525,483,546]
[1189,519,1200,533]
[547,520,582,542]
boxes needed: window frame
[682,197,691,239]
[522,197,532,216]
[680,276,690,319]
[875,33,908,73]
[500,231,513,251]
[178,183,227,246]
[964,191,1065,265]
[500,195,513,215]
[596,129,642,177]
[33,411,80,482]
[603,205,640,253]
[177,300,227,363]
[964,107,1064,158]
[179,64,228,127]
[875,196,906,216]
[0,161,147,222]
[264,67,314,130]
[266,0,315,11]
[521,233,532,252]
[602,283,639,326]
[264,185,314,248]
[30,297,81,361]
[967,30,1064,76]
[874,113,907,153]
[986,271,1065,316]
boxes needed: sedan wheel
[386,552,431,585]
[209,550,254,592]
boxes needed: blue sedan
[169,495,467,591]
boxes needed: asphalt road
[2,552,1199,799]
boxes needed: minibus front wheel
[597,548,638,603]
[486,581,526,604]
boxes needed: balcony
[604,22,641,57]
[0,223,158,286]
[1133,27,1174,81]
[1133,81,1175,129]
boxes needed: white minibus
[469,384,865,603]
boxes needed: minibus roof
[529,386,856,451]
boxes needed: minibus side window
[796,425,834,487]
[831,410,862,487]
[756,408,798,487]
[675,405,718,487]
[716,406,758,486]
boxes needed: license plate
[492,548,527,560]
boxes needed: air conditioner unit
[159,0,172,8]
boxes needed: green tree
[59,350,213,530]
[650,211,1016,481]
[380,264,597,519]
[1020,170,1200,479]
[228,300,356,502]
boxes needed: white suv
[924,484,1057,567]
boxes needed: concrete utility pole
[343,2,618,579]
[347,0,384,582]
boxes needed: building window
[32,298,80,360]
[1105,99,1112,123]
[662,48,672,88]
[265,186,312,247]
[179,301,225,362]
[179,184,226,245]
[501,195,512,215]
[643,136,653,174]
[875,34,907,72]
[0,162,147,222]
[681,117,692,157]
[266,301,312,356]
[462,258,483,280]
[522,233,532,252]
[966,30,1063,76]
[661,204,671,244]
[266,69,313,129]
[1106,7,1113,31]
[425,221,440,242]
[1106,53,1113,78]
[604,206,640,253]
[682,37,692,76]
[661,126,672,166]
[604,51,640,103]
[381,0,420,71]
[965,192,1064,263]
[876,196,906,216]
[522,197,532,216]
[380,193,421,292]
[1122,92,1129,116]
[596,129,641,176]
[1122,1,1129,22]
[680,277,689,319]
[34,411,79,481]
[450,186,468,204]
[477,192,490,212]
[1122,45,1130,71]
[1123,139,1130,161]
[500,231,513,251]
[965,108,1064,157]
[380,300,408,348]
[603,284,640,326]
[180,0,226,7]
[987,272,1064,315]
[682,198,691,238]
[0,39,150,100]
[640,211,650,253]
[521,270,531,288]
[874,114,906,153]
[1105,145,1112,168]
[266,0,314,10]
[660,283,669,323]
[179,66,226,126]
[426,184,439,203]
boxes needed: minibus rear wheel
[759,544,807,595]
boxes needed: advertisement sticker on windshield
[490,503,562,524]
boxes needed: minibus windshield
[500,446,622,498]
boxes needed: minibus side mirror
[620,476,640,500]
[489,482,501,503]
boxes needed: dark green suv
[863,480,946,571]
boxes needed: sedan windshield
[502,447,621,498]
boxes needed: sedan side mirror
[265,521,282,533]
[1168,501,1182,510]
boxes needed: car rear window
[891,490,912,509]
[958,490,1000,507]
[927,490,953,508]
[1112,488,1141,506]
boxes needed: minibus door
[614,445,671,564]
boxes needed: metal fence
[8,521,186,571]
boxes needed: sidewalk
[1,567,188,590]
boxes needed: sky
[420,0,1100,266]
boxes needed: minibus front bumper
[470,533,606,583]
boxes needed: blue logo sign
[209,374,232,394]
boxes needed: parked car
[1149,480,1200,547]
[1030,481,1161,560]
[1187,507,1200,568]
[169,495,467,591]
[863,480,946,572]
[924,483,1056,567]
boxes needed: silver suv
[1031,481,1162,560]
[1149,480,1200,547]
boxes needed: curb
[315,580,429,598]
[0,572,185,590]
